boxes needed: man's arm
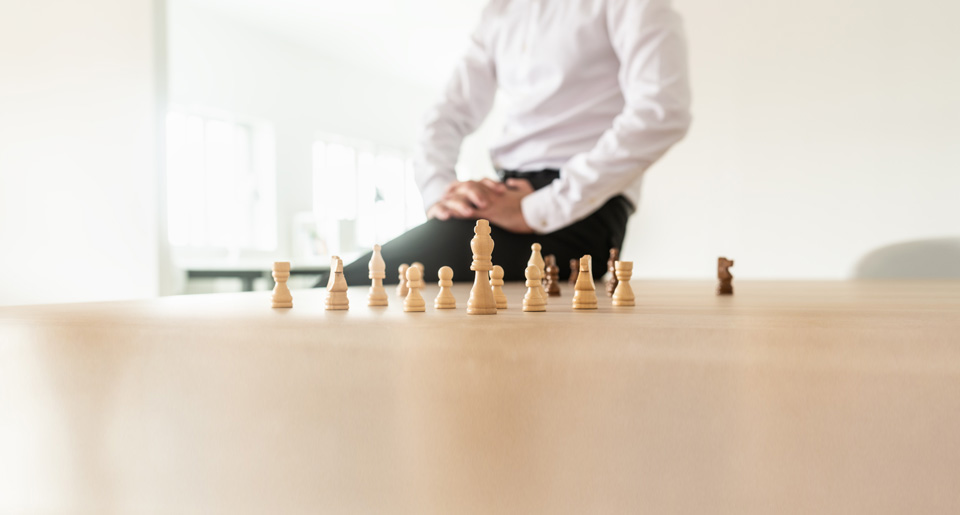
[519,0,692,233]
[414,8,499,212]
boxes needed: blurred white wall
[0,0,165,306]
[622,0,960,279]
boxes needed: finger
[459,184,492,209]
[505,178,535,193]
[427,204,450,221]
[443,196,476,218]
[480,178,507,194]
[444,181,462,195]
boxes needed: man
[341,0,691,284]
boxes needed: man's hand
[427,178,506,221]
[475,178,535,234]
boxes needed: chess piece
[271,261,293,308]
[717,257,734,295]
[490,265,508,309]
[467,219,498,315]
[612,261,635,307]
[435,266,456,309]
[544,255,561,297]
[606,248,619,297]
[397,263,409,297]
[412,261,425,278]
[522,265,547,312]
[404,265,425,312]
[527,243,547,299]
[569,258,579,286]
[367,245,388,307]
[572,255,598,310]
[324,256,349,310]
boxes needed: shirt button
[541,220,548,228]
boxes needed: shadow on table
[854,237,960,279]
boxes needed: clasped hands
[427,178,535,234]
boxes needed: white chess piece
[490,265,508,309]
[528,243,547,300]
[435,266,456,309]
[522,265,546,312]
[397,264,409,297]
[271,261,293,308]
[612,261,635,307]
[467,220,497,315]
[572,255,598,310]
[325,256,349,310]
[404,265,426,312]
[368,245,388,307]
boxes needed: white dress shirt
[415,0,692,233]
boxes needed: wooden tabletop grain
[1,281,959,514]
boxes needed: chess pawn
[271,261,293,308]
[368,244,388,307]
[490,265,508,309]
[527,243,547,299]
[435,266,456,309]
[397,263,410,297]
[403,265,426,312]
[467,219,498,315]
[543,254,561,297]
[325,256,349,310]
[572,255,598,310]
[412,261,426,278]
[568,258,579,286]
[522,265,547,312]
[612,261,635,307]
[606,248,619,297]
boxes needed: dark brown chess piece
[606,248,619,297]
[544,254,561,297]
[569,258,579,286]
[717,257,734,295]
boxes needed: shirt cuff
[520,186,569,234]
[419,174,455,212]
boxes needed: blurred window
[165,112,276,251]
[311,138,424,253]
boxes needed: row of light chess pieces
[270,250,637,313]
[270,219,638,313]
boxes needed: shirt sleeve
[520,0,692,233]
[414,7,499,212]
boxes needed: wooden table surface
[2,281,959,514]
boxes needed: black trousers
[329,170,633,285]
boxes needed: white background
[1,0,958,305]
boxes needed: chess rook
[522,265,547,312]
[403,265,426,312]
[612,261,635,307]
[325,256,349,310]
[271,261,293,308]
[435,266,456,309]
[572,255,598,310]
[490,265,508,309]
[467,219,498,315]
[367,245,388,307]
